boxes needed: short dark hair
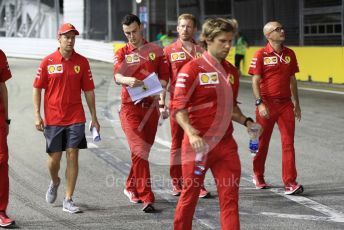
[121,14,141,26]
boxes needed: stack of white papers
[89,122,101,142]
[127,72,163,103]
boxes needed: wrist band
[244,117,254,127]
[159,104,165,108]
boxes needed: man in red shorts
[248,21,303,195]
[0,50,15,227]
[33,23,100,213]
[114,14,169,212]
[173,18,256,230]
[163,13,210,198]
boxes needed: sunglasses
[269,27,284,34]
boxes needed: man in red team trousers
[114,14,169,212]
[163,13,210,198]
[33,23,100,213]
[0,50,15,227]
[173,18,257,230]
[248,21,303,195]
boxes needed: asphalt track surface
[5,58,344,229]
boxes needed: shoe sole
[285,185,304,195]
[171,192,181,196]
[62,208,82,214]
[0,221,15,227]
[199,192,211,198]
[123,189,141,203]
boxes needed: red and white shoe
[171,185,182,196]
[252,175,269,189]
[199,187,211,198]
[284,183,304,195]
[123,189,141,203]
[0,212,15,227]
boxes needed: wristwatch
[255,98,263,106]
[5,119,11,125]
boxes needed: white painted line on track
[87,143,99,148]
[155,137,344,223]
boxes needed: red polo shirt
[164,39,204,103]
[113,40,169,104]
[173,52,239,137]
[33,49,95,126]
[248,43,299,99]
[0,50,12,117]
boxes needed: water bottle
[194,143,209,176]
[248,123,261,154]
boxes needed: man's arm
[175,109,205,153]
[84,90,100,132]
[0,82,8,120]
[290,75,301,121]
[232,104,256,131]
[33,88,44,131]
[114,73,143,87]
[252,74,269,119]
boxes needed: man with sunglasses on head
[248,21,303,195]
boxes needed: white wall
[63,0,84,35]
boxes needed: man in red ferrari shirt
[0,50,15,227]
[163,13,210,198]
[173,18,256,230]
[33,23,100,213]
[114,14,169,212]
[248,21,303,195]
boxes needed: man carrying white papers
[113,14,169,212]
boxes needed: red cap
[58,23,79,35]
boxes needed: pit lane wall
[226,46,344,84]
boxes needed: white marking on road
[87,143,98,148]
[260,212,343,222]
[156,136,344,224]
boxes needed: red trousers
[169,108,184,187]
[174,135,241,230]
[253,100,297,186]
[119,103,159,203]
[0,123,9,212]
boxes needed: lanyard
[273,52,287,64]
[181,41,197,59]
[202,54,229,83]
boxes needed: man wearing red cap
[0,50,15,227]
[33,23,100,213]
[114,14,169,212]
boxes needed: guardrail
[0,37,124,63]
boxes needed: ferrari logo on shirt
[196,52,202,58]
[285,56,291,64]
[74,65,80,74]
[228,74,234,85]
[125,54,140,63]
[47,64,63,74]
[199,72,219,85]
[264,56,278,65]
[148,52,156,61]
[171,52,186,62]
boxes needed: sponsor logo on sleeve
[198,72,219,85]
[47,64,63,74]
[171,52,187,62]
[228,74,234,85]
